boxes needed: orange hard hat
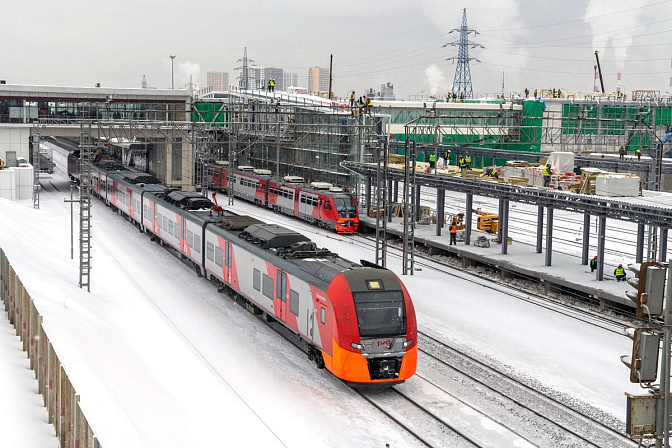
[619,264,623,267]
[593,256,597,259]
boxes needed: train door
[275,270,288,321]
[224,241,232,284]
[180,218,187,252]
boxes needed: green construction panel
[520,100,543,152]
[191,102,227,126]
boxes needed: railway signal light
[626,262,667,318]
[621,327,660,383]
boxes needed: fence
[0,248,102,448]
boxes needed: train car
[78,155,415,385]
[206,162,359,233]
[201,216,416,384]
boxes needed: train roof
[208,215,359,288]
[120,172,161,185]
[240,224,310,249]
[161,190,214,210]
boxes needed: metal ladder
[402,140,416,275]
[79,122,93,292]
[32,132,41,209]
[374,136,388,267]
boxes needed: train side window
[207,242,214,261]
[193,234,201,253]
[163,216,168,231]
[320,307,326,324]
[173,222,179,239]
[324,200,331,210]
[253,269,261,291]
[187,230,194,248]
[215,246,223,267]
[262,274,274,299]
[168,220,174,236]
[290,290,299,316]
[158,213,163,227]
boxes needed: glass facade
[0,98,187,123]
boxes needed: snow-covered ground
[0,154,644,447]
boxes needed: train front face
[326,268,417,385]
[332,194,359,233]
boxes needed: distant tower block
[446,9,482,99]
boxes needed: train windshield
[333,195,357,218]
[352,290,406,337]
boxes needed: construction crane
[594,51,605,93]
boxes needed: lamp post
[169,55,176,89]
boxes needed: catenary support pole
[656,262,672,448]
[596,215,606,281]
[661,228,668,263]
[365,176,372,213]
[582,213,591,265]
[436,188,445,236]
[465,193,473,246]
[387,178,393,223]
[536,205,544,253]
[636,223,645,263]
[545,207,554,266]
[501,198,509,255]
[415,185,421,222]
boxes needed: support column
[501,199,509,255]
[596,215,607,281]
[415,185,421,222]
[436,188,445,236]
[387,178,393,223]
[365,176,372,213]
[498,198,504,244]
[582,213,591,265]
[393,180,399,203]
[660,228,668,262]
[536,205,544,254]
[636,223,645,263]
[545,207,554,266]
[465,193,473,246]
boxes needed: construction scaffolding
[194,92,381,192]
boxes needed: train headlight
[402,339,413,348]
[351,342,365,351]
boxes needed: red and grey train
[205,163,360,234]
[68,154,417,385]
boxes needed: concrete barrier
[0,248,102,448]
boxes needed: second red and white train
[205,163,359,234]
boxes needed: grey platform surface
[360,215,634,307]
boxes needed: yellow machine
[476,210,499,233]
[448,213,465,230]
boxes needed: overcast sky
[3,0,671,98]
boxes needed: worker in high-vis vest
[614,264,626,282]
[429,152,436,169]
[543,164,552,187]
[464,151,472,169]
[449,220,458,245]
[459,156,467,171]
